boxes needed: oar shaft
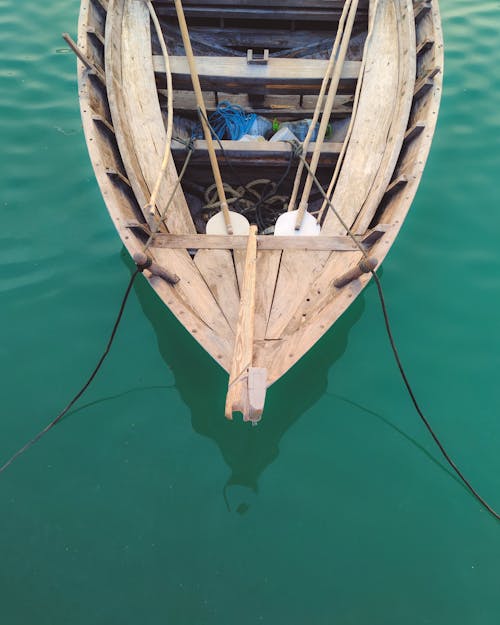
[145,1,174,221]
[287,0,352,213]
[173,0,233,234]
[295,0,359,229]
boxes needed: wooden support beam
[163,90,354,117]
[383,175,408,200]
[92,114,114,135]
[416,37,434,58]
[153,1,369,21]
[413,68,440,99]
[86,26,105,47]
[124,228,366,251]
[164,0,368,8]
[154,55,360,95]
[171,139,342,168]
[360,224,391,247]
[225,226,267,422]
[90,0,108,13]
[403,120,426,146]
[414,1,432,23]
[106,168,131,188]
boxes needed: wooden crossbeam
[154,55,360,95]
[153,1,368,21]
[124,224,390,251]
[171,139,342,168]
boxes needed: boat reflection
[128,252,366,512]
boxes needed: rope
[295,147,500,522]
[0,139,196,475]
[0,268,141,475]
[193,101,257,141]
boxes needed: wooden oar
[294,0,359,230]
[143,1,174,228]
[286,0,353,214]
[173,0,237,235]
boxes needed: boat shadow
[127,251,366,512]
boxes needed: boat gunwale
[76,0,444,384]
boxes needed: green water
[1,1,500,623]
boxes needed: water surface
[1,1,500,623]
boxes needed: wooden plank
[194,249,240,331]
[351,0,416,234]
[154,56,361,95]
[403,120,426,146]
[417,37,434,58]
[154,3,368,21]
[165,90,354,117]
[144,232,361,251]
[168,0,367,8]
[105,0,234,340]
[120,1,195,234]
[414,1,432,22]
[414,68,440,99]
[172,139,342,169]
[225,226,259,420]
[254,250,281,340]
[383,175,408,200]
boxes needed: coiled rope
[193,101,257,141]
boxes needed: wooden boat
[73,0,443,421]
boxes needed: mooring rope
[0,268,140,475]
[0,138,195,475]
[294,146,500,522]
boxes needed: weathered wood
[403,120,426,146]
[173,0,234,234]
[414,1,432,22]
[154,55,361,95]
[383,175,408,200]
[119,0,195,234]
[106,0,234,343]
[414,67,440,99]
[140,232,363,251]
[166,0,367,8]
[295,0,359,227]
[164,90,354,117]
[247,367,268,423]
[225,226,259,420]
[172,139,342,168]
[154,3,368,21]
[417,37,434,58]
[77,0,445,409]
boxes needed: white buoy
[274,210,320,236]
[206,210,250,235]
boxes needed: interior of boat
[155,0,370,233]
[76,0,443,417]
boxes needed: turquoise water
[1,1,500,623]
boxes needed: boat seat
[171,138,342,168]
[153,55,360,95]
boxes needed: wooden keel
[225,226,267,423]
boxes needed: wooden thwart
[125,222,391,250]
[153,55,360,95]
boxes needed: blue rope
[193,101,257,140]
